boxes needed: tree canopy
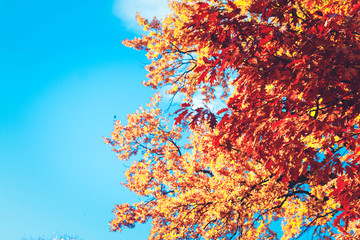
[105,0,360,239]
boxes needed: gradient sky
[0,0,319,239]
[0,0,168,239]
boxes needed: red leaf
[174,109,188,125]
[228,1,238,10]
[180,103,191,108]
[202,57,211,63]
[350,3,360,14]
[208,112,217,129]
[197,70,208,84]
[194,65,207,73]
[294,71,303,84]
[272,119,285,130]
[260,25,273,34]
[286,59,302,68]
[195,2,209,12]
[217,108,228,115]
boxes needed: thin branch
[229,211,242,240]
[196,169,214,177]
[166,137,182,157]
[295,209,338,239]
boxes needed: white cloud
[113,0,170,32]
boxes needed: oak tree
[106,0,360,239]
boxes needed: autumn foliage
[105,0,360,239]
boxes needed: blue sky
[0,0,322,239]
[0,0,168,239]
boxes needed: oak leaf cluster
[106,0,360,239]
